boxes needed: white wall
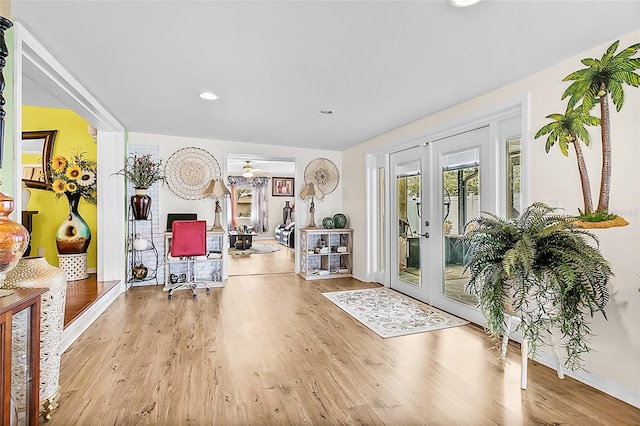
[128,132,342,271]
[343,30,640,403]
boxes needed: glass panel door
[427,127,492,324]
[390,146,429,302]
[441,150,479,307]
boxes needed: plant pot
[131,188,151,220]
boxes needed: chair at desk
[168,220,208,299]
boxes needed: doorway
[226,155,296,276]
[388,125,504,325]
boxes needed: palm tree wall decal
[535,104,600,215]
[561,40,640,214]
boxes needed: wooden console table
[1,287,47,426]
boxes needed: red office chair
[168,220,208,299]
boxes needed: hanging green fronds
[461,202,612,370]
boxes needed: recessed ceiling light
[320,110,333,115]
[449,0,482,7]
[200,91,219,100]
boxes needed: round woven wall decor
[164,147,221,200]
[304,158,339,196]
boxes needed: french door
[427,127,492,323]
[390,145,430,302]
[389,127,492,324]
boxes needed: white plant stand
[500,315,565,389]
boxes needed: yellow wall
[22,105,97,269]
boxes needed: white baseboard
[534,352,640,409]
[59,281,125,353]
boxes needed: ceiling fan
[242,160,267,178]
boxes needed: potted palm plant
[462,202,612,370]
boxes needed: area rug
[322,288,468,338]
[228,244,282,256]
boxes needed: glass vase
[0,191,29,286]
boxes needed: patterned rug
[322,287,468,338]
[228,244,282,255]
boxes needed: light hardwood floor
[48,269,640,425]
[227,239,294,276]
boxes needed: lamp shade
[300,182,323,201]
[204,178,230,200]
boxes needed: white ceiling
[12,1,640,152]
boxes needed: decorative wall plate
[304,158,339,196]
[164,147,221,200]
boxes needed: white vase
[21,182,31,211]
[133,235,148,250]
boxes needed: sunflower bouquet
[50,150,98,204]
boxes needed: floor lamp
[300,182,323,229]
[204,178,231,231]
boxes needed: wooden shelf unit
[299,228,352,280]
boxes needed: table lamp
[300,182,323,229]
[204,178,231,231]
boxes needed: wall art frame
[272,177,294,196]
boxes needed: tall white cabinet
[299,228,353,280]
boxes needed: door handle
[420,232,430,238]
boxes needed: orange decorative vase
[0,191,29,286]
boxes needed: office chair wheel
[206,288,211,295]
[168,293,173,300]
[193,293,198,299]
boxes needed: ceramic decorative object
[322,217,335,229]
[133,234,148,251]
[56,191,91,254]
[131,188,151,220]
[0,191,29,288]
[132,263,148,279]
[283,201,292,225]
[3,256,67,420]
[333,213,348,229]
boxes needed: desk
[229,233,256,250]
[163,231,225,288]
[1,287,48,426]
